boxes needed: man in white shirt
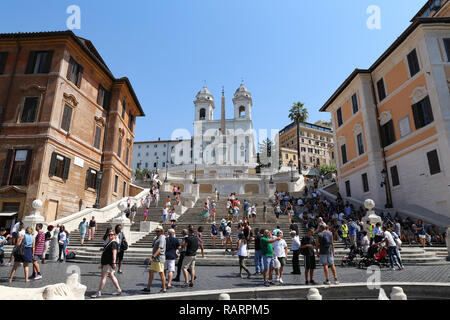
[272,231,288,283]
[290,231,301,275]
[382,226,404,271]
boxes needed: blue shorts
[262,255,274,270]
[319,253,334,265]
[80,233,86,239]
[162,214,168,222]
[234,211,239,216]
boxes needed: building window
[380,120,396,148]
[97,85,110,110]
[61,104,73,132]
[285,154,289,159]
[21,97,39,123]
[293,155,296,160]
[351,94,358,114]
[94,126,102,149]
[377,78,386,102]
[154,152,157,156]
[302,156,306,163]
[145,162,148,168]
[66,57,83,87]
[0,52,8,74]
[128,111,134,131]
[146,153,149,156]
[398,116,411,137]
[341,144,348,165]
[117,137,122,158]
[427,150,441,175]
[125,147,130,166]
[25,51,53,74]
[337,108,343,127]
[390,166,400,187]
[122,100,126,119]
[362,173,369,193]
[239,106,246,118]
[49,152,70,180]
[123,182,127,198]
[1,149,33,186]
[153,162,157,168]
[162,162,165,168]
[407,49,420,77]
[301,147,306,152]
[412,96,434,130]
[444,38,450,62]
[357,133,364,155]
[114,175,118,193]
[85,168,98,190]
[345,180,351,197]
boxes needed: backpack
[13,240,26,259]
[320,232,332,249]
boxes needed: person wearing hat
[143,226,167,293]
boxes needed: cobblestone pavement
[0,262,449,298]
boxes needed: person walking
[300,228,317,285]
[143,226,167,293]
[236,233,251,278]
[91,231,122,298]
[272,231,288,284]
[115,225,126,274]
[78,218,89,245]
[341,221,349,249]
[41,225,53,264]
[261,229,282,287]
[197,226,205,258]
[262,202,267,224]
[382,226,404,271]
[181,226,199,288]
[162,205,169,225]
[290,231,301,275]
[173,229,188,282]
[252,228,263,275]
[57,226,69,263]
[8,226,34,283]
[165,228,181,289]
[210,222,218,248]
[348,218,357,247]
[315,225,339,285]
[0,228,11,265]
[130,203,137,224]
[88,216,97,241]
[30,223,45,280]
[224,222,233,253]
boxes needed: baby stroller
[341,245,361,267]
[358,244,389,269]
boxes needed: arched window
[199,108,206,120]
[239,106,246,118]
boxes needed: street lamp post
[93,170,103,209]
[289,160,294,182]
[164,160,169,182]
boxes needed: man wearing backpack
[315,224,339,285]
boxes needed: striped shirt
[34,231,45,255]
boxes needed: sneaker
[310,280,317,285]
[247,273,251,279]
[28,274,36,280]
[118,270,123,274]
[388,267,394,271]
[305,280,309,285]
[159,289,167,293]
[279,278,284,284]
[141,288,150,293]
[173,277,180,282]
[334,279,340,285]
[323,280,331,285]
[181,283,189,288]
[189,282,194,287]
[34,275,42,280]
[269,280,275,285]
[90,293,101,299]
[264,281,270,287]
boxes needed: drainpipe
[370,74,393,209]
[0,39,21,134]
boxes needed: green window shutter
[49,152,57,176]
[63,157,71,180]
[1,149,13,186]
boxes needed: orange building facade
[320,1,450,218]
[0,31,145,227]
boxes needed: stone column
[446,225,450,261]
[111,202,131,246]
[22,199,47,231]
[192,183,199,199]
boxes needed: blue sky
[2,0,425,142]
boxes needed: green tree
[288,102,309,173]
[319,163,337,177]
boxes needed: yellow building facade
[320,1,450,218]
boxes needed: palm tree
[288,102,309,174]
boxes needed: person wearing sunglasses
[91,232,122,298]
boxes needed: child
[144,207,149,222]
